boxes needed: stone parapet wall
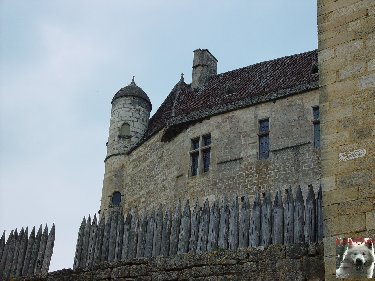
[15,243,324,281]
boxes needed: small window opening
[311,63,319,74]
[312,106,320,148]
[119,123,131,138]
[111,191,122,206]
[258,119,270,160]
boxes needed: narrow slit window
[259,119,270,160]
[313,106,320,149]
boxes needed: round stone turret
[106,78,152,160]
[101,78,151,215]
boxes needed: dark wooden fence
[73,185,323,269]
[0,224,55,280]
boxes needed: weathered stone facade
[318,0,375,280]
[125,91,320,213]
[101,87,321,214]
[14,243,325,281]
[99,46,321,215]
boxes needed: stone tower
[318,0,375,279]
[100,77,152,215]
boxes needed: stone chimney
[192,49,218,89]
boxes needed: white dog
[336,238,374,278]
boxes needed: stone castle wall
[318,0,375,280]
[101,89,321,214]
[14,243,325,281]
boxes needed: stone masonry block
[366,210,375,230]
[319,69,337,86]
[302,256,325,281]
[318,0,367,16]
[339,62,366,80]
[337,199,373,215]
[359,185,375,198]
[323,187,358,206]
[352,126,372,140]
[335,39,364,60]
[368,58,375,71]
[285,243,308,259]
[318,48,335,63]
[320,79,357,98]
[324,203,338,219]
[321,176,336,191]
[319,24,347,42]
[348,14,375,35]
[337,170,371,189]
[323,237,336,258]
[321,131,349,147]
[320,30,358,49]
[359,73,375,89]
[325,213,366,236]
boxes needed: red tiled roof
[135,50,318,149]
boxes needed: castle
[100,49,321,215]
[2,1,373,280]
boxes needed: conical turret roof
[112,77,152,110]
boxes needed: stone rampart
[14,242,324,281]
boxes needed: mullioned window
[190,134,211,176]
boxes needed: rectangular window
[191,152,199,176]
[191,138,200,150]
[258,119,269,160]
[190,133,211,176]
[202,148,211,172]
[313,106,320,148]
[202,134,211,147]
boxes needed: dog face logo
[336,238,375,278]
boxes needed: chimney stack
[192,49,218,89]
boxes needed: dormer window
[119,122,131,138]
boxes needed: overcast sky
[0,0,317,272]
